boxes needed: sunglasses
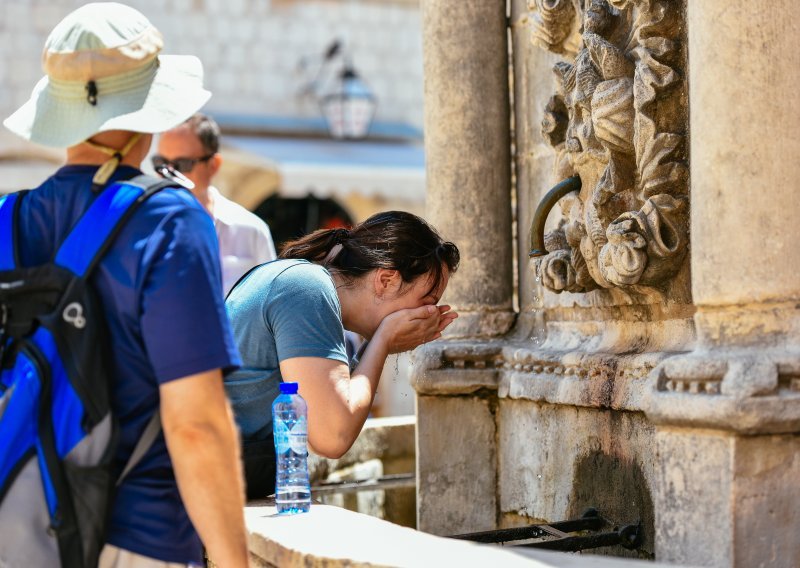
[151,153,215,174]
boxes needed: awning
[222,135,426,203]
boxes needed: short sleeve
[139,202,241,383]
[267,264,348,364]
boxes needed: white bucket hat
[3,2,211,148]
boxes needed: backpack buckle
[62,302,87,329]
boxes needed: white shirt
[210,186,277,295]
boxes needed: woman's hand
[435,304,458,336]
[373,304,459,354]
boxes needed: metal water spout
[528,176,582,258]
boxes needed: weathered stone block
[416,395,496,535]
[655,428,800,567]
[655,428,734,567]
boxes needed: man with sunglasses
[156,113,277,294]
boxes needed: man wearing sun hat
[3,3,248,567]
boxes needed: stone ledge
[412,340,674,411]
[503,370,648,411]
[645,392,800,434]
[645,349,800,434]
[413,368,499,395]
[245,503,679,567]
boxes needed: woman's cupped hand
[375,304,458,354]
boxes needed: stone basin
[243,503,690,567]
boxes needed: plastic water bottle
[272,382,311,514]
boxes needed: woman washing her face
[223,211,460,499]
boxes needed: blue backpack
[0,175,175,567]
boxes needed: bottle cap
[280,382,299,394]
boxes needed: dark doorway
[254,194,354,253]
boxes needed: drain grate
[449,508,642,552]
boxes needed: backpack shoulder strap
[54,175,179,278]
[0,191,28,271]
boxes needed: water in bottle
[273,382,311,514]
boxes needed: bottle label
[274,415,308,454]
[289,416,308,454]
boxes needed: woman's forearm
[349,337,390,410]
[283,340,389,459]
[323,338,390,456]
[288,307,443,458]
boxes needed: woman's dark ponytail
[280,211,460,294]
[279,229,344,264]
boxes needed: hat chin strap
[83,132,142,191]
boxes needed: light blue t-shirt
[224,259,349,442]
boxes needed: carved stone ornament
[530,0,688,294]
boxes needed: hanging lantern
[320,67,377,140]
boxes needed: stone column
[648,2,800,566]
[414,0,511,535]
[421,0,514,339]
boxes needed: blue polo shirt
[16,165,240,564]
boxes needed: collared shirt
[210,186,276,295]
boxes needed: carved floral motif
[530,0,688,294]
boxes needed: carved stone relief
[529,0,688,294]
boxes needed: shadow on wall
[568,451,655,560]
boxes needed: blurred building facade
[0,0,425,202]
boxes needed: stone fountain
[414,1,800,566]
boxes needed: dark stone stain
[567,451,655,559]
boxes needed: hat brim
[3,55,211,148]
